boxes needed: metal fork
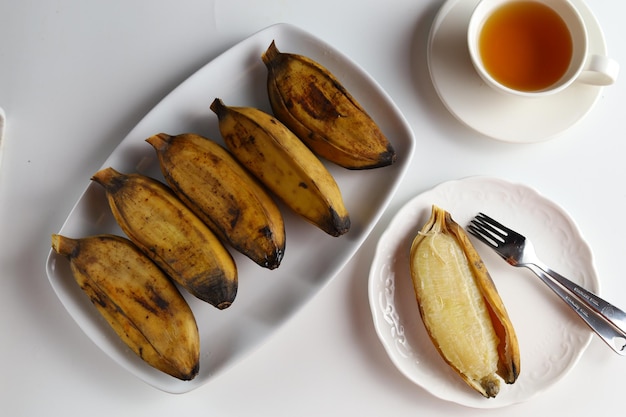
[467,212,626,355]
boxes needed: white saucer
[428,0,608,143]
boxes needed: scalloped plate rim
[368,176,599,408]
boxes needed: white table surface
[1,0,625,415]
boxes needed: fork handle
[534,263,626,335]
[526,264,626,355]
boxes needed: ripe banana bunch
[91,167,238,310]
[210,98,350,237]
[262,40,396,170]
[146,132,286,270]
[409,206,520,398]
[51,234,200,380]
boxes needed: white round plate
[428,0,608,143]
[368,177,599,408]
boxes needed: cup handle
[577,54,619,86]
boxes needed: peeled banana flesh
[262,40,396,170]
[409,206,520,398]
[51,234,200,380]
[210,98,350,237]
[146,132,286,270]
[91,167,238,309]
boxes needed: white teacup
[467,0,619,98]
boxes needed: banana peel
[146,132,286,270]
[91,167,238,309]
[262,40,396,170]
[409,205,520,398]
[51,234,200,380]
[210,98,350,237]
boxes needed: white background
[1,0,625,415]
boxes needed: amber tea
[478,1,573,92]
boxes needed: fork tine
[474,212,515,238]
[467,212,516,248]
[466,223,500,248]
[470,217,506,243]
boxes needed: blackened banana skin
[211,98,350,237]
[91,167,238,309]
[51,233,200,380]
[147,132,285,270]
[262,40,396,170]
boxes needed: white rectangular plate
[45,23,415,393]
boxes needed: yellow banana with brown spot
[409,205,520,398]
[51,233,200,380]
[210,98,350,237]
[146,132,286,269]
[262,40,396,170]
[91,167,237,309]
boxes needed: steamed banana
[146,132,286,270]
[51,234,200,380]
[409,206,520,398]
[210,98,350,237]
[91,167,237,309]
[262,41,396,170]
